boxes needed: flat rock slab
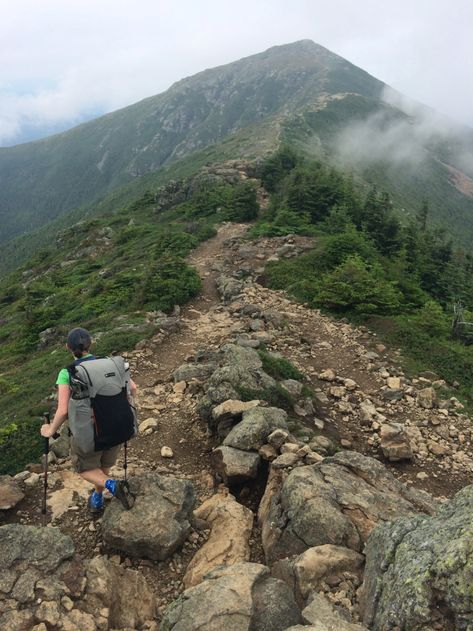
[0,475,24,510]
[360,484,473,630]
[184,492,253,588]
[102,473,195,560]
[211,399,261,422]
[161,562,301,631]
[0,524,74,572]
[260,451,437,564]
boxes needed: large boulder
[102,473,195,560]
[259,451,436,564]
[0,475,24,510]
[161,562,301,631]
[223,407,288,451]
[212,446,260,484]
[360,484,473,630]
[0,524,156,630]
[183,492,253,588]
[198,344,276,422]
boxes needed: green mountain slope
[0,159,259,474]
[1,39,472,254]
[0,40,383,244]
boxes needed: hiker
[40,327,138,512]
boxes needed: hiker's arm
[129,378,137,397]
[40,385,70,437]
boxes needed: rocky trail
[1,222,473,631]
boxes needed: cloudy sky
[1,0,471,146]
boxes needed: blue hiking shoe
[88,490,104,514]
[105,478,135,510]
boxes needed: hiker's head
[67,327,92,358]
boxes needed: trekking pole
[124,441,128,481]
[41,412,51,520]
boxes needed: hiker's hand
[40,424,55,438]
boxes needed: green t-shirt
[56,354,94,386]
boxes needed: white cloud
[0,0,472,145]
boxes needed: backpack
[67,356,138,453]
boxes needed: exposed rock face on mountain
[0,40,384,245]
[259,451,437,564]
[0,525,156,630]
[2,38,473,255]
[161,562,302,631]
[360,485,473,630]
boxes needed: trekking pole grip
[43,412,51,454]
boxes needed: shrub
[226,182,260,222]
[315,255,402,314]
[323,228,377,268]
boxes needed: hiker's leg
[80,468,109,493]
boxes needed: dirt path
[4,221,473,615]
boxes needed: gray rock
[0,475,24,510]
[360,484,473,630]
[50,423,71,459]
[102,473,195,560]
[0,524,74,572]
[262,309,287,329]
[268,428,290,450]
[380,388,404,402]
[0,524,157,630]
[303,593,368,630]
[417,386,437,409]
[212,446,260,484]
[272,452,301,469]
[274,545,365,603]
[236,336,261,349]
[224,407,288,451]
[161,562,301,631]
[380,423,413,461]
[173,363,216,383]
[199,344,276,425]
[217,276,244,302]
[281,379,303,397]
[259,451,437,564]
[85,555,156,628]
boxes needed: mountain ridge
[0,40,385,243]
[0,39,472,250]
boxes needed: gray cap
[67,327,92,355]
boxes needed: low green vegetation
[0,174,259,474]
[255,148,473,404]
[258,350,304,381]
[237,384,296,412]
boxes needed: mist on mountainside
[333,87,473,179]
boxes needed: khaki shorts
[70,437,121,474]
